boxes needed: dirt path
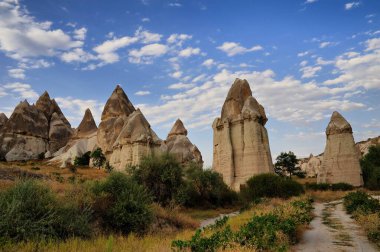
[199,211,239,228]
[295,201,378,252]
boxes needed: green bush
[172,198,313,252]
[128,153,183,206]
[331,182,354,191]
[177,167,237,208]
[0,180,92,243]
[91,148,106,169]
[343,191,380,214]
[240,173,304,202]
[74,151,91,166]
[361,145,380,190]
[92,172,153,235]
[305,183,330,191]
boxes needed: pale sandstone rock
[0,91,72,161]
[97,85,136,154]
[109,109,161,170]
[161,119,203,166]
[51,109,98,167]
[356,136,380,157]
[212,78,274,191]
[318,111,363,186]
[298,154,323,178]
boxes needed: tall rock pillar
[212,78,274,191]
[318,111,363,186]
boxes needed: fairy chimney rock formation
[0,92,73,161]
[318,111,363,186]
[97,85,136,154]
[212,78,274,191]
[75,108,97,139]
[51,108,98,167]
[161,119,203,166]
[98,86,162,170]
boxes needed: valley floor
[295,200,378,252]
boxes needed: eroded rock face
[298,154,323,178]
[0,113,8,131]
[97,85,136,154]
[51,108,98,167]
[97,86,162,170]
[0,92,73,161]
[212,78,274,191]
[318,111,363,186]
[356,136,380,157]
[161,119,203,166]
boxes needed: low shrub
[74,151,91,166]
[343,191,380,214]
[305,183,330,191]
[128,153,183,206]
[0,180,92,244]
[172,198,313,251]
[240,173,304,202]
[331,182,354,191]
[92,172,153,235]
[177,166,238,208]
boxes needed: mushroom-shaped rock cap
[221,78,253,119]
[168,119,188,137]
[326,111,352,135]
[101,85,136,120]
[76,108,98,137]
[241,96,268,125]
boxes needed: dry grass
[181,207,240,221]
[355,212,380,247]
[306,190,351,202]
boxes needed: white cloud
[217,42,263,56]
[170,71,182,79]
[178,47,201,57]
[135,28,162,43]
[305,0,318,3]
[300,60,308,67]
[324,38,380,90]
[18,59,53,69]
[141,17,150,22]
[8,68,25,79]
[55,97,104,126]
[319,41,334,48]
[73,27,87,40]
[297,51,310,57]
[128,43,168,64]
[168,82,195,89]
[345,2,360,10]
[202,59,215,68]
[93,36,138,63]
[300,66,322,78]
[135,90,151,96]
[0,1,82,60]
[61,48,96,63]
[168,3,182,7]
[366,38,380,51]
[2,82,38,100]
[167,33,192,45]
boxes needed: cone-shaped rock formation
[0,92,73,161]
[212,78,274,191]
[51,108,98,167]
[318,111,363,186]
[0,113,8,131]
[161,119,203,166]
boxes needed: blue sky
[0,0,379,166]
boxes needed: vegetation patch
[172,197,313,251]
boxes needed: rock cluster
[318,111,363,186]
[51,109,98,167]
[97,85,162,170]
[356,136,380,157]
[0,92,73,161]
[212,78,274,191]
[298,154,323,178]
[0,113,8,131]
[161,119,203,166]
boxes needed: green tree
[74,151,91,166]
[361,145,380,190]
[128,153,183,206]
[274,151,299,179]
[90,148,106,169]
